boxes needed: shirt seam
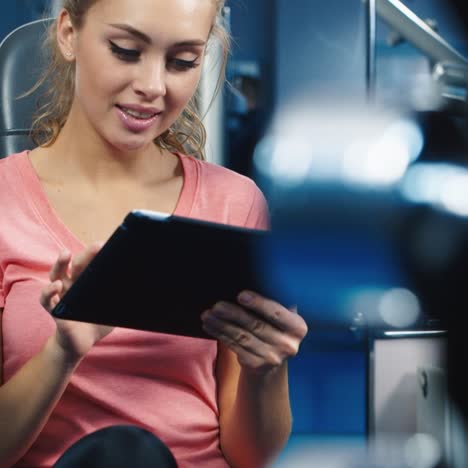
[16,153,70,251]
[185,156,201,218]
[243,180,258,228]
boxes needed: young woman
[0,1,308,466]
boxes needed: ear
[56,9,76,61]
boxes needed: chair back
[0,19,53,158]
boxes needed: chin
[109,135,154,153]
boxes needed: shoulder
[0,151,31,218]
[197,156,257,192]
[0,152,26,194]
[0,151,27,177]
[182,156,269,230]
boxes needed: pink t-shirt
[0,151,269,467]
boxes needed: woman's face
[59,0,215,152]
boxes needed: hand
[40,243,114,362]
[201,291,308,375]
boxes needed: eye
[169,58,200,72]
[109,40,140,62]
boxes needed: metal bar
[0,130,30,136]
[376,0,468,66]
[366,0,377,100]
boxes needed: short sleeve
[244,183,270,231]
[0,224,4,308]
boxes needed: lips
[115,105,162,133]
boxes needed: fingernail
[238,291,254,305]
[213,302,227,313]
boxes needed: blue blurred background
[225,0,467,452]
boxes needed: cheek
[74,52,125,107]
[167,72,203,110]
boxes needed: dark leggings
[53,425,178,468]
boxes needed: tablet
[51,210,269,339]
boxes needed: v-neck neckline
[16,150,197,252]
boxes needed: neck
[45,101,173,189]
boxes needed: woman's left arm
[202,291,308,468]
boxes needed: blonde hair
[30,0,230,160]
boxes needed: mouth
[115,105,163,133]
[116,105,161,120]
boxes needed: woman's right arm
[0,244,113,467]
[0,324,82,466]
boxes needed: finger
[289,305,298,314]
[237,291,308,338]
[70,242,103,280]
[202,313,266,360]
[208,302,286,345]
[202,316,288,372]
[50,292,62,310]
[40,280,63,312]
[204,305,302,358]
[49,250,72,282]
[210,330,274,372]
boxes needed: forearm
[221,363,292,468]
[0,334,81,466]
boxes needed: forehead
[86,0,215,42]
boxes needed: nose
[133,57,167,100]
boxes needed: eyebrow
[108,23,207,47]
